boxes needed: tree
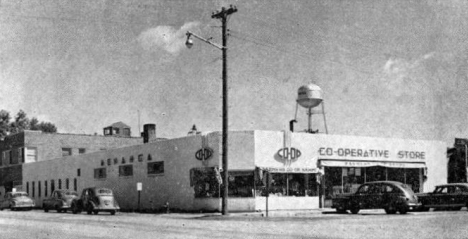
[0,110,11,140]
[0,109,58,138]
[30,117,40,130]
[9,110,30,134]
[37,122,57,133]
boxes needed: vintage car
[43,190,78,213]
[417,183,468,211]
[71,187,119,215]
[332,181,420,214]
[0,191,35,211]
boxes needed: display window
[324,166,422,200]
[255,172,319,197]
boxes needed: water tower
[293,83,328,133]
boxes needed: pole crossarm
[186,31,224,50]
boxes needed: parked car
[332,181,420,214]
[71,187,119,215]
[0,191,35,211]
[43,190,78,213]
[416,183,468,211]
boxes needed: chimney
[143,124,156,143]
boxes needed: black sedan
[417,183,468,211]
[332,181,420,214]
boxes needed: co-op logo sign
[277,147,302,160]
[195,148,213,161]
[276,147,302,166]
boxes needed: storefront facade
[20,130,447,212]
[252,131,446,210]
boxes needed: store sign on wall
[318,147,426,160]
[195,148,213,161]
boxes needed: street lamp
[185,6,237,216]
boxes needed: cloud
[383,52,435,74]
[138,21,200,55]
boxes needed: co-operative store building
[0,123,447,212]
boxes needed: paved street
[0,209,467,239]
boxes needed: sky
[1,0,468,146]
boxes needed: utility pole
[212,5,237,216]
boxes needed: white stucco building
[20,129,447,212]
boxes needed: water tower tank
[296,84,323,108]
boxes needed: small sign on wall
[137,182,142,191]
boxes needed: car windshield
[96,189,113,195]
[12,192,28,197]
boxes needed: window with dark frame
[77,168,81,177]
[119,165,133,177]
[130,156,134,163]
[62,148,72,157]
[58,179,62,189]
[51,180,55,192]
[38,181,41,198]
[26,182,29,195]
[147,154,152,161]
[121,157,126,164]
[107,158,111,166]
[32,181,35,197]
[101,160,104,166]
[148,161,164,175]
[94,168,107,179]
[45,181,48,197]
[114,158,118,164]
[78,148,86,154]
[138,154,143,162]
[66,178,69,190]
[74,178,77,191]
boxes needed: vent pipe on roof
[143,124,156,143]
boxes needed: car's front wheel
[350,207,359,214]
[44,207,49,212]
[111,210,116,215]
[398,206,408,214]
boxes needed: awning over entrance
[319,159,426,168]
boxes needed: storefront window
[324,166,422,199]
[191,168,220,198]
[255,171,319,197]
[228,171,254,198]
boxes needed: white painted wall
[22,130,447,212]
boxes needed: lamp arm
[186,31,225,50]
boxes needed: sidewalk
[197,208,338,218]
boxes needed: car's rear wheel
[385,205,397,214]
[71,204,79,214]
[336,208,347,214]
[55,206,61,213]
[44,207,49,212]
[87,205,93,215]
[93,210,98,215]
[350,207,359,214]
[111,210,116,215]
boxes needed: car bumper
[12,204,34,209]
[95,206,119,211]
[407,202,421,211]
